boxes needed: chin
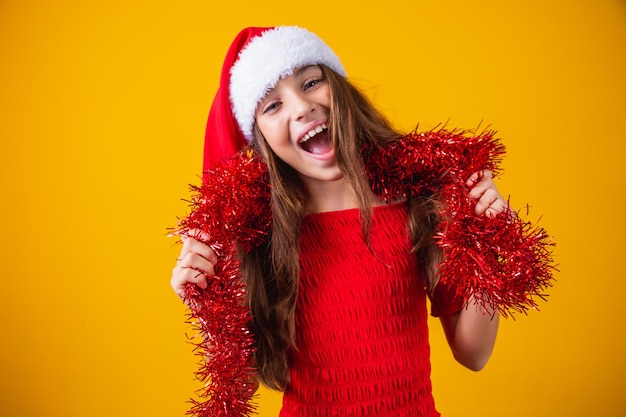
[298,169,344,184]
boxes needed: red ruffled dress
[279,202,461,417]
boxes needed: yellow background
[1,0,624,416]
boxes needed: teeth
[301,123,328,143]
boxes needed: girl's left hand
[466,170,509,218]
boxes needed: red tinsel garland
[176,151,271,417]
[174,128,556,417]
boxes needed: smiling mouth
[299,123,332,155]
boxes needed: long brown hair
[241,65,442,390]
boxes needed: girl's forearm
[440,296,499,371]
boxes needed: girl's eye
[304,78,323,90]
[262,101,281,114]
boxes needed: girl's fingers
[475,189,508,218]
[466,169,487,187]
[171,234,218,299]
[474,188,507,218]
[171,265,209,295]
[466,170,507,218]
[467,170,493,199]
[179,236,218,265]
[176,251,216,275]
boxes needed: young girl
[171,26,534,417]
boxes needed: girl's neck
[302,177,385,214]
[302,177,358,214]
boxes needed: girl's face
[255,65,342,185]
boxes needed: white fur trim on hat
[229,26,346,141]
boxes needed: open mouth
[299,123,332,155]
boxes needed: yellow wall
[1,1,624,416]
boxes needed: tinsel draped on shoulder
[174,128,556,417]
[364,129,555,317]
[364,129,505,200]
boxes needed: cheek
[255,116,274,139]
[258,119,288,148]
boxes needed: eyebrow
[294,65,318,76]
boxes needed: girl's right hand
[170,231,218,301]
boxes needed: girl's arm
[439,299,499,371]
[438,169,506,370]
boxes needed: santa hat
[203,26,346,171]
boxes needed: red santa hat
[203,26,346,172]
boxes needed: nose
[290,91,315,121]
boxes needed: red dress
[279,202,457,417]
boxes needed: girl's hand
[170,230,218,301]
[466,170,508,218]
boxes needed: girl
[172,26,513,417]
